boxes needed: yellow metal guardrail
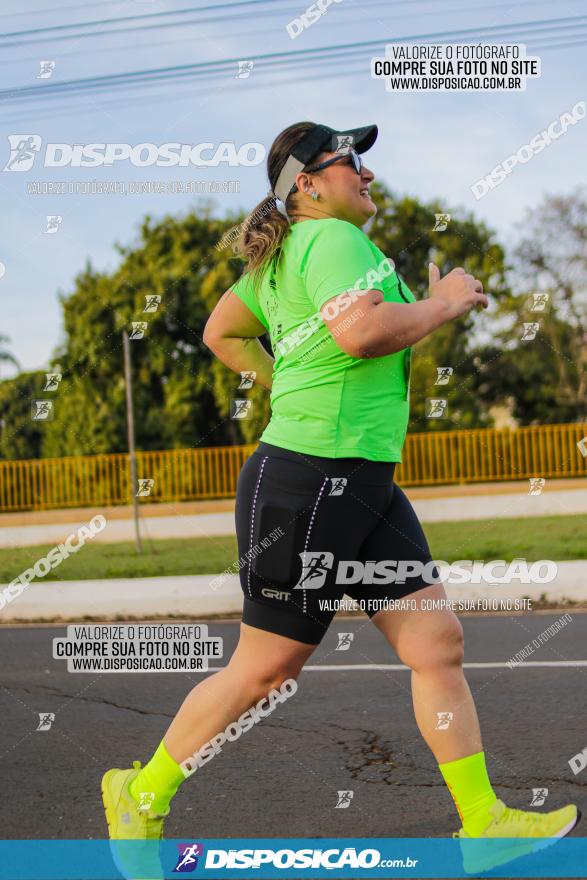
[0,423,585,513]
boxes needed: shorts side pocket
[251,499,309,589]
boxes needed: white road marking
[301,661,587,670]
[202,660,587,672]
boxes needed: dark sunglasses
[306,147,364,175]
[289,148,364,196]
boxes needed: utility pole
[123,329,142,553]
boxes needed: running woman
[102,122,580,867]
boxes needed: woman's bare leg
[164,622,317,764]
[371,583,481,763]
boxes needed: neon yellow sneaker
[101,761,167,879]
[455,798,580,874]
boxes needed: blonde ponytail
[234,121,321,288]
[236,193,289,286]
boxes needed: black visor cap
[291,123,378,165]
[272,123,378,203]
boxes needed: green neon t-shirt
[231,217,415,462]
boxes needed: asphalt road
[1,614,586,842]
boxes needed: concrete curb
[0,512,235,549]
[2,486,587,548]
[1,562,586,621]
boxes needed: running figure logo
[45,215,62,234]
[3,134,42,171]
[144,294,161,313]
[433,213,451,231]
[130,322,148,340]
[236,61,254,78]
[37,61,56,79]
[328,477,347,496]
[173,843,204,873]
[426,398,447,419]
[435,711,453,730]
[528,477,545,496]
[36,713,55,731]
[293,551,334,590]
[43,373,62,391]
[336,633,354,651]
[31,400,53,420]
[435,367,453,386]
[528,293,550,313]
[238,371,256,389]
[334,134,354,153]
[530,787,549,806]
[521,322,540,341]
[335,790,354,809]
[137,791,155,812]
[231,399,252,419]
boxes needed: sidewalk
[1,478,586,548]
[1,562,585,622]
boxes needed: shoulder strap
[396,271,411,303]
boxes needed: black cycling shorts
[234,441,440,645]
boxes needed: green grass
[0,535,238,583]
[1,514,585,583]
[427,514,587,562]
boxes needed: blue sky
[0,0,586,377]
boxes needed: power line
[1,15,586,104]
[0,0,449,49]
[0,0,124,18]
[0,0,579,64]
[531,35,587,50]
[0,4,581,48]
[0,15,587,98]
[0,33,583,126]
[0,0,311,41]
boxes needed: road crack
[7,684,173,718]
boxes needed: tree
[40,206,269,458]
[0,335,18,377]
[513,190,587,420]
[13,186,586,461]
[475,189,587,424]
[0,371,47,460]
[366,183,511,431]
[199,258,271,446]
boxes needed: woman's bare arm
[203,290,275,390]
[320,264,489,359]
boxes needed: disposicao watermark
[210,527,284,591]
[274,256,395,357]
[286,0,344,40]
[472,100,585,199]
[3,138,265,171]
[290,555,557,590]
[0,515,107,610]
[372,43,541,92]
[180,678,298,777]
[52,623,222,673]
[506,613,573,668]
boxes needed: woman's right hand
[428,262,489,319]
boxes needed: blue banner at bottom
[0,838,586,879]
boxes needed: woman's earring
[311,190,319,201]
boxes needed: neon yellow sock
[129,740,186,814]
[439,751,498,835]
